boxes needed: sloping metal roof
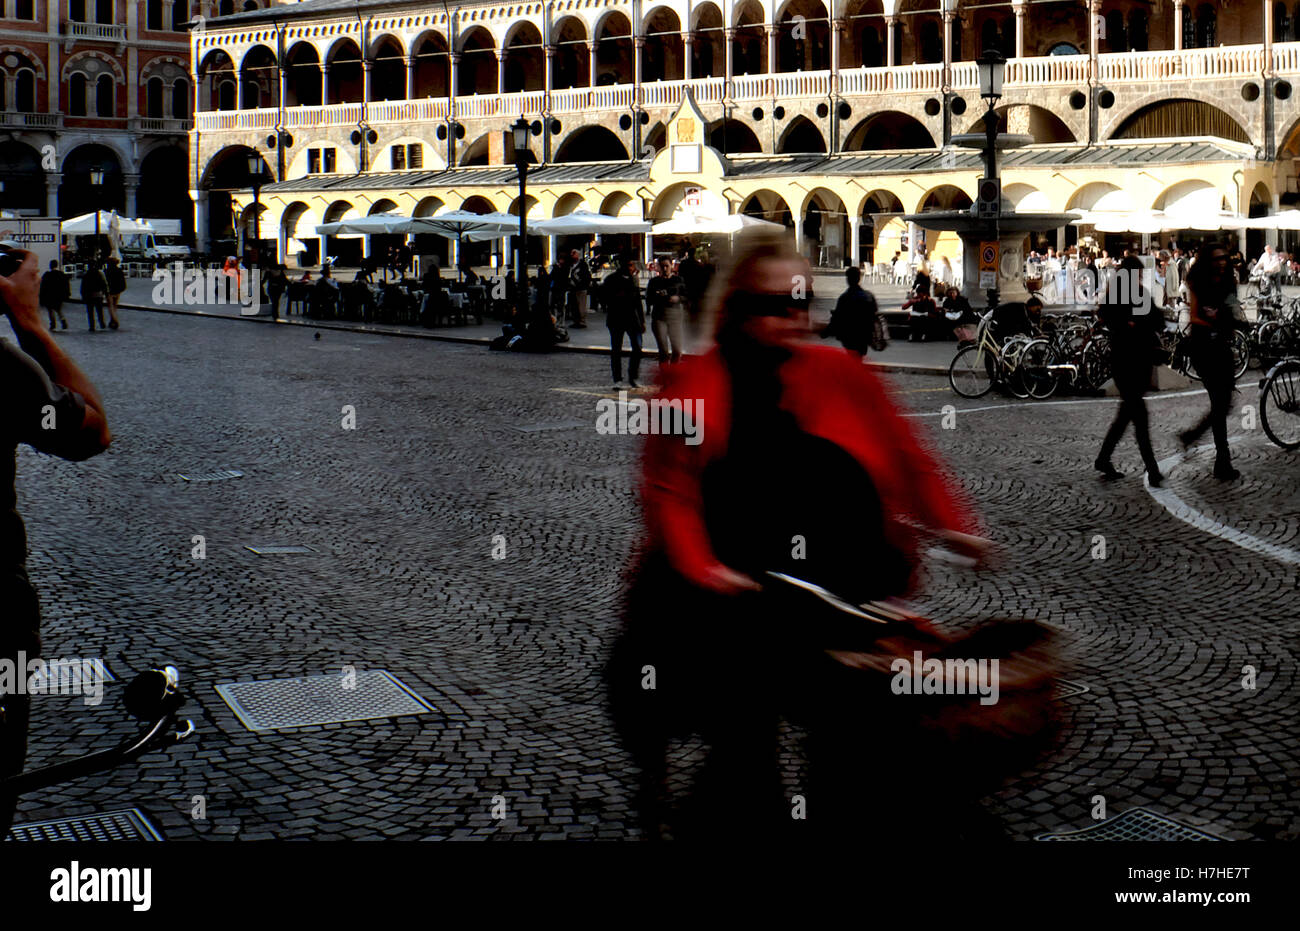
[260,161,651,194]
[725,140,1248,178]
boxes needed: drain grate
[7,808,163,842]
[215,669,435,731]
[1052,679,1091,700]
[27,658,116,692]
[178,469,244,482]
[512,420,588,434]
[244,544,316,555]
[1036,807,1225,841]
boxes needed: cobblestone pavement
[8,307,1298,841]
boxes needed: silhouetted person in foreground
[1178,243,1243,481]
[820,266,878,357]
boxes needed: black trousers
[608,323,643,382]
[1099,359,1159,472]
[1185,336,1236,460]
[85,298,105,330]
[0,573,42,835]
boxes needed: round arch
[778,116,827,154]
[136,145,192,243]
[1110,98,1250,144]
[600,190,635,216]
[553,192,588,217]
[59,143,125,219]
[708,118,763,154]
[740,189,794,226]
[915,183,972,214]
[968,104,1075,144]
[0,140,47,214]
[460,195,497,214]
[844,111,934,150]
[555,125,629,162]
[459,132,492,166]
[552,16,590,89]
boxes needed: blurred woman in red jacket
[607,234,988,840]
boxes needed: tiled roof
[260,160,651,194]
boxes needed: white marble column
[319,62,329,105]
[684,32,694,81]
[192,190,209,254]
[885,16,897,69]
[1013,1,1026,58]
[588,41,598,87]
[1173,0,1184,51]
[849,214,861,266]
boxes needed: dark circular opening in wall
[1276,80,1292,100]
[437,125,446,139]
[752,107,764,121]
[838,102,851,120]
[924,97,941,116]
[619,114,632,131]
[1098,90,1115,108]
[1242,82,1260,101]
[1069,91,1086,110]
[950,96,967,116]
[773,106,785,120]
[816,102,828,118]
[550,119,562,134]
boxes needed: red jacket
[642,343,979,590]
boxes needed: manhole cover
[244,544,316,555]
[1036,808,1225,841]
[178,469,244,482]
[215,669,435,731]
[1053,679,1090,700]
[27,658,116,692]
[511,420,588,433]
[7,808,163,842]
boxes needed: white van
[136,218,192,262]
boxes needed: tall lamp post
[977,49,1005,309]
[89,166,105,263]
[512,116,530,326]
[246,152,265,268]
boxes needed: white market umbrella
[314,212,411,236]
[1237,210,1300,230]
[534,210,652,236]
[61,211,154,235]
[652,213,784,236]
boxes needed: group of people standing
[39,258,125,332]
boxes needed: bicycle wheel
[1257,322,1288,370]
[948,344,994,398]
[1001,337,1032,399]
[1230,330,1250,379]
[1080,335,1112,390]
[1261,359,1300,449]
[1018,338,1060,399]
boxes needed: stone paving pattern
[7,307,1298,841]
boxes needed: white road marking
[903,388,1205,418]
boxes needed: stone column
[46,173,61,218]
[192,190,209,254]
[497,49,507,95]
[319,62,329,106]
[588,41,598,87]
[684,32,694,81]
[724,26,735,93]
[766,23,777,74]
[362,59,372,104]
[885,16,898,69]
[449,52,460,99]
[1264,0,1274,76]
[942,10,954,90]
[832,18,843,93]
[544,44,555,100]
[406,55,416,99]
[635,35,645,86]
[1088,0,1100,84]
[236,75,244,109]
[1173,0,1184,51]
[849,214,861,267]
[1013,1,1026,58]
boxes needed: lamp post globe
[90,166,105,262]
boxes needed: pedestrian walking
[1178,243,1244,480]
[550,253,571,325]
[0,248,112,834]
[103,256,126,330]
[602,256,645,388]
[266,264,288,321]
[568,249,591,328]
[645,257,686,364]
[1094,256,1164,486]
[80,261,107,331]
[820,266,878,357]
[39,261,69,330]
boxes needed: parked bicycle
[947,311,1036,399]
[1260,356,1300,449]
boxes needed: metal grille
[1036,808,1225,842]
[178,469,244,482]
[26,658,117,693]
[215,670,435,731]
[244,544,316,555]
[1052,679,1091,700]
[512,420,588,434]
[7,808,163,842]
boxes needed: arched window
[147,0,163,30]
[242,80,260,108]
[70,73,88,115]
[147,77,164,117]
[16,68,36,112]
[1049,42,1082,55]
[96,73,114,116]
[172,0,188,30]
[71,0,86,21]
[217,79,236,110]
[1194,4,1216,48]
[218,0,234,15]
[1129,10,1149,51]
[172,79,190,118]
[242,0,257,9]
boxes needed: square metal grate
[1036,808,1225,841]
[244,544,316,555]
[7,808,163,842]
[1052,679,1091,700]
[26,658,117,692]
[178,469,244,482]
[215,669,436,731]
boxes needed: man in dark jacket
[39,261,69,330]
[645,257,686,363]
[820,266,878,357]
[603,256,645,387]
[103,256,126,330]
[80,261,107,331]
[0,249,112,834]
[568,249,591,328]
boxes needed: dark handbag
[870,313,889,352]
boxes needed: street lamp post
[977,49,1006,309]
[89,166,105,263]
[513,117,530,327]
[247,153,266,309]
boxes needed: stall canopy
[62,212,154,235]
[1237,210,1300,230]
[533,210,652,235]
[651,213,784,235]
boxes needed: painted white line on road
[903,388,1205,418]
[1144,438,1300,567]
